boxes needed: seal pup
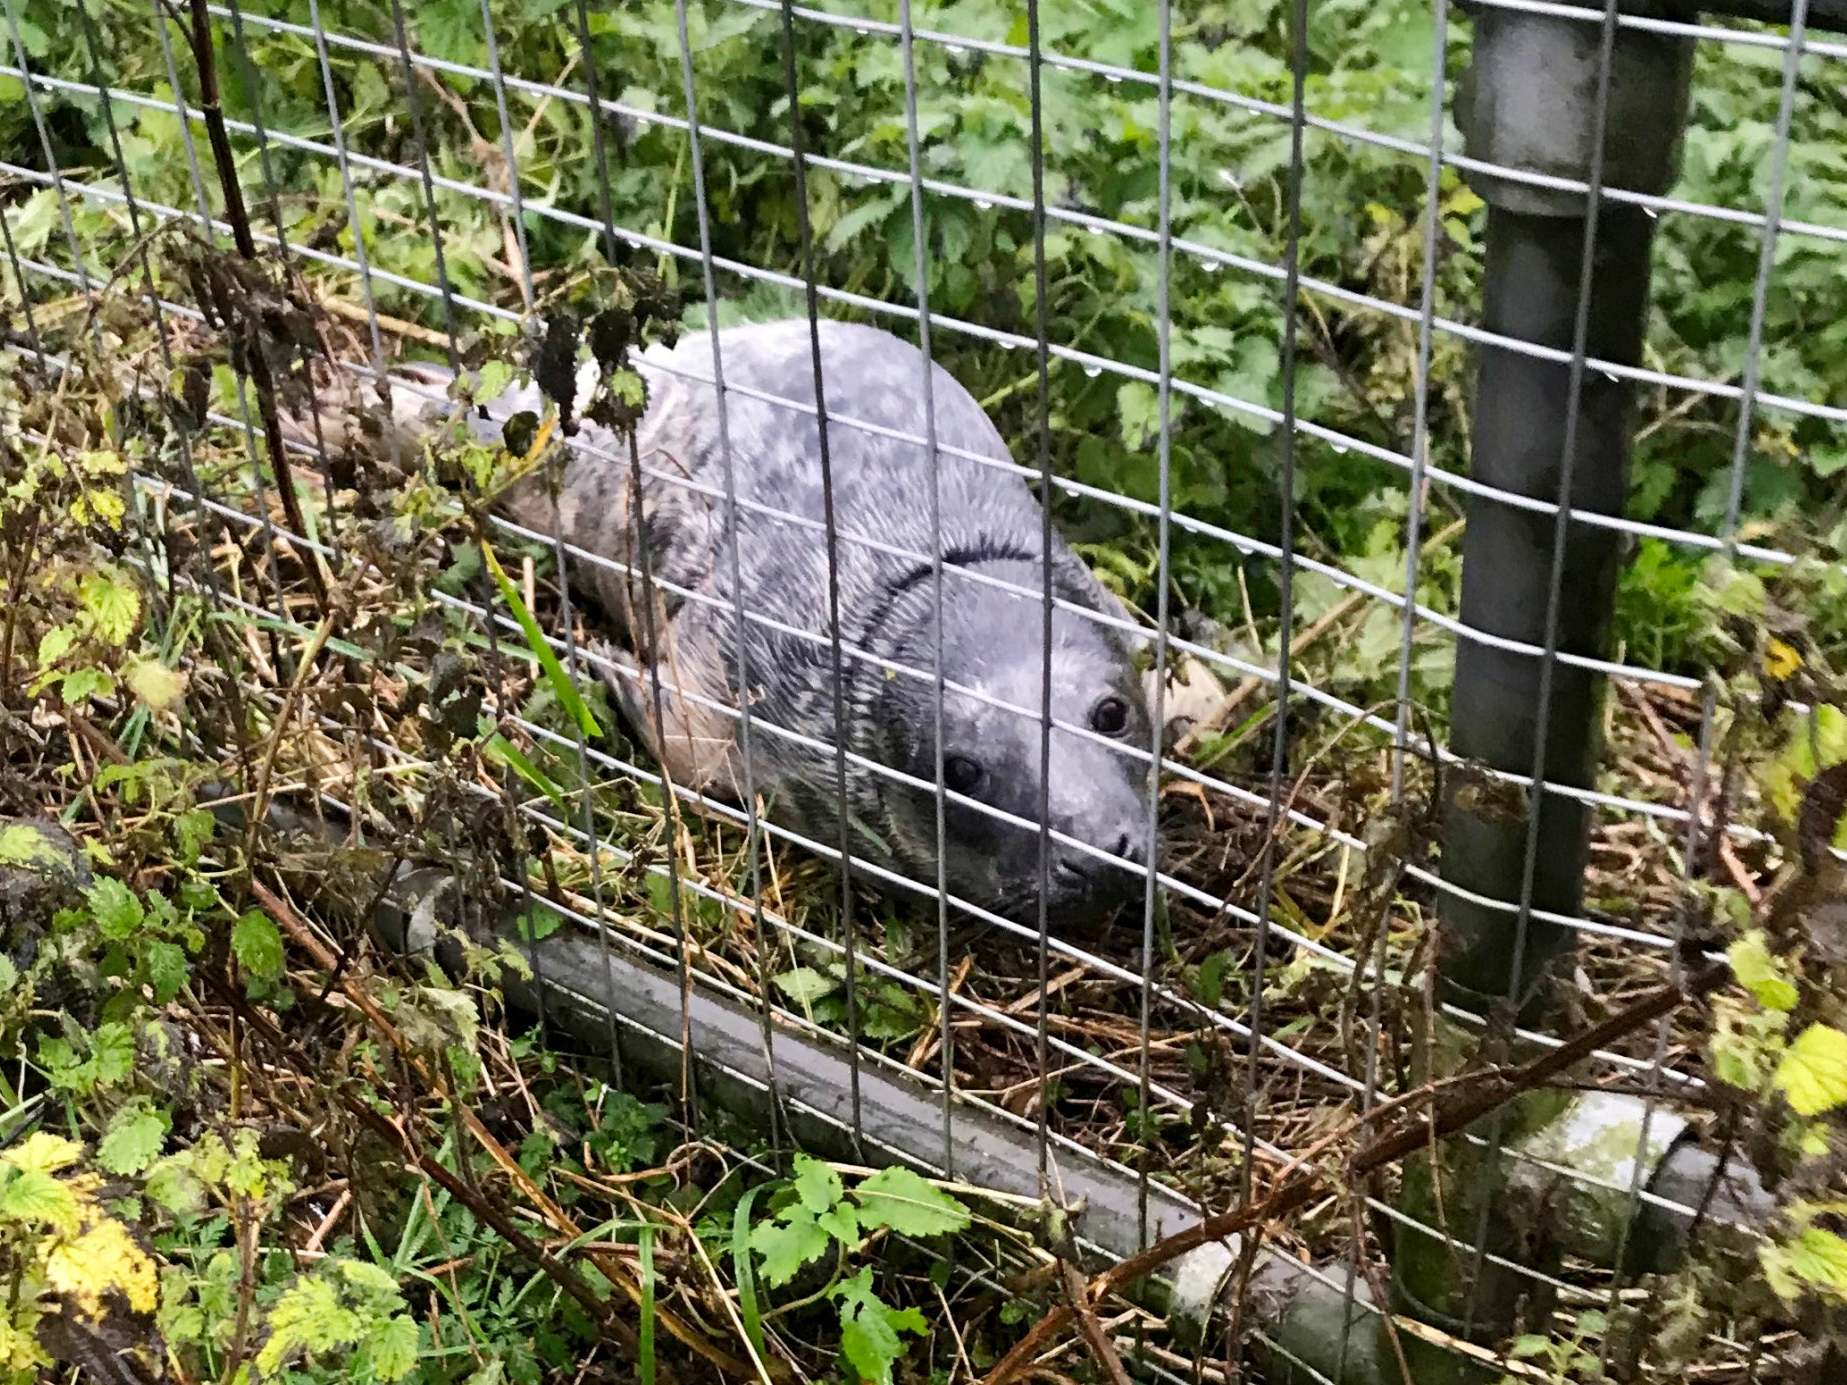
[373,320,1156,926]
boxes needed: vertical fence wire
[1022,0,1058,1190]
[1600,0,1812,1355]
[1239,0,1313,1201]
[306,0,386,368]
[892,0,958,1177]
[671,0,785,1157]
[776,0,867,1148]
[6,0,1836,1373]
[1135,0,1175,1256]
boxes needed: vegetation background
[3,1,1847,1382]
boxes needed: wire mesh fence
[4,0,1845,1379]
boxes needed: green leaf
[472,359,516,404]
[1728,931,1799,1012]
[231,910,285,981]
[365,1314,420,1382]
[791,1154,844,1214]
[773,966,836,1006]
[144,940,189,1003]
[36,625,77,669]
[1195,950,1230,1009]
[483,733,568,815]
[79,569,141,645]
[834,1268,927,1385]
[337,1259,404,1299]
[1762,1225,1847,1301]
[1776,1024,1847,1116]
[85,878,143,940]
[481,537,602,740]
[98,1101,169,1176]
[145,1156,206,1218]
[853,1166,971,1238]
[752,1208,831,1288]
[89,1023,135,1086]
[60,666,114,704]
[0,1167,78,1228]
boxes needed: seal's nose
[1052,828,1147,900]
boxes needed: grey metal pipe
[1441,7,1692,1021]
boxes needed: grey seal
[366,319,1156,925]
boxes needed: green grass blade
[732,1182,767,1363]
[483,732,569,816]
[480,536,602,740]
[638,1224,657,1385]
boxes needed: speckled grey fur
[381,320,1155,925]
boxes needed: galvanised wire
[1135,0,1175,1255]
[5,242,1800,975]
[0,248,1781,961]
[11,66,1843,578]
[671,0,789,1158]
[1598,0,1815,1359]
[6,0,1824,1340]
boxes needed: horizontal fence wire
[2,0,1831,1365]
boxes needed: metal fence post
[1391,3,1697,1362]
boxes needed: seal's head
[872,567,1156,927]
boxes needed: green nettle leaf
[79,569,142,645]
[753,1208,832,1288]
[86,878,144,940]
[145,1156,206,1218]
[0,1167,78,1227]
[1776,1024,1847,1116]
[366,1314,420,1382]
[36,624,77,669]
[99,1101,170,1176]
[90,1022,136,1086]
[1762,1225,1847,1301]
[60,666,115,704]
[472,359,516,404]
[144,940,189,1003]
[773,966,837,1006]
[791,1154,845,1215]
[1116,380,1159,450]
[1728,931,1799,1012]
[254,1275,363,1375]
[833,1268,927,1385]
[852,1167,971,1238]
[231,910,286,981]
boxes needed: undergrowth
[5,1,1847,1383]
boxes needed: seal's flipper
[592,644,741,803]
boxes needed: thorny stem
[181,0,330,615]
[980,955,1733,1385]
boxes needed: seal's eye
[1090,696,1131,737]
[943,755,984,795]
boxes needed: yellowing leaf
[125,659,185,711]
[1776,1024,1847,1117]
[1762,1225,1847,1303]
[45,1216,159,1316]
[78,571,141,646]
[2,1132,81,1176]
[1763,637,1803,680]
[1728,932,1799,1012]
[35,626,77,670]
